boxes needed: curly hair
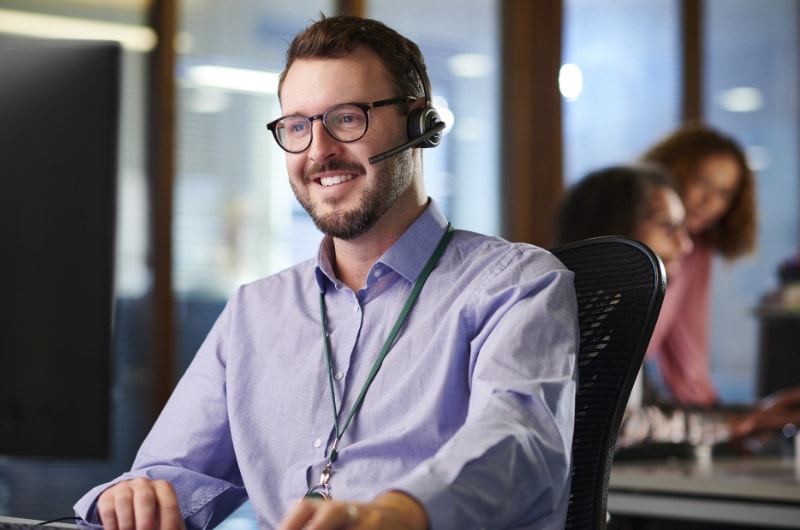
[555,164,677,245]
[640,124,757,260]
[277,14,425,113]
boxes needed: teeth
[319,174,353,187]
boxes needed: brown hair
[555,164,678,245]
[640,124,757,259]
[277,14,426,111]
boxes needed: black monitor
[0,35,119,459]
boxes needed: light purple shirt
[75,200,578,529]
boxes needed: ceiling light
[559,63,583,102]
[0,9,156,52]
[186,65,278,95]
[718,87,763,113]
[448,53,493,78]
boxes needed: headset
[368,52,446,165]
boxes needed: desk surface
[608,456,800,528]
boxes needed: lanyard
[305,223,454,500]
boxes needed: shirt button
[373,269,382,278]
[313,438,322,448]
[334,371,344,381]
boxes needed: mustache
[304,160,366,181]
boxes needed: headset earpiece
[407,106,443,148]
[407,54,444,148]
[368,52,445,165]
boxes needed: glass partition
[561,0,680,184]
[704,0,799,401]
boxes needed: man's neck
[331,199,428,292]
[331,240,386,292]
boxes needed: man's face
[278,48,415,240]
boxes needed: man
[75,15,578,530]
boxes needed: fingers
[761,386,800,408]
[277,499,361,530]
[276,499,314,530]
[97,481,130,530]
[153,480,186,530]
[777,386,800,402]
[96,478,185,530]
[741,399,800,438]
[277,491,427,530]
[345,504,360,526]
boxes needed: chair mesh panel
[552,237,666,530]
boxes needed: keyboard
[0,518,78,530]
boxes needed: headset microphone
[369,52,445,166]
[368,121,446,165]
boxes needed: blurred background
[0,0,797,527]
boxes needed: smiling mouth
[319,174,355,187]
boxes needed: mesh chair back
[552,236,666,530]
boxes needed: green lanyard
[305,223,454,500]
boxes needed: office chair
[551,236,666,530]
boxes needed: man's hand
[277,490,428,530]
[96,477,186,530]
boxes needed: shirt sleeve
[73,301,248,530]
[389,247,578,530]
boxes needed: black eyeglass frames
[266,96,416,154]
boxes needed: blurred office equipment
[756,310,800,398]
[0,35,120,459]
[756,253,800,398]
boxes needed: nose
[676,226,694,257]
[696,186,720,212]
[307,119,342,164]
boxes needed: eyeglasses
[266,96,416,154]
[644,215,689,239]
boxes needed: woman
[640,124,757,406]
[554,164,692,280]
[556,163,800,450]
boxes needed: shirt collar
[314,198,450,292]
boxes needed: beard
[291,151,414,240]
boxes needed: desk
[607,456,800,528]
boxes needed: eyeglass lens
[274,104,368,153]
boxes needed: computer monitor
[0,34,119,459]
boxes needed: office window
[174,1,334,377]
[703,0,800,401]
[561,0,681,184]
[564,0,800,403]
[369,0,501,236]
[175,1,332,298]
